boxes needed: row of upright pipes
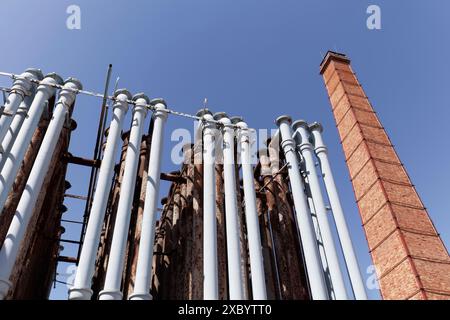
[0,70,367,300]
[0,69,82,299]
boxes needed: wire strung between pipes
[0,71,250,130]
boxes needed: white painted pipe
[129,99,168,300]
[309,122,367,300]
[0,73,63,215]
[99,93,148,300]
[0,93,36,170]
[304,175,334,299]
[293,120,348,300]
[197,109,219,300]
[213,112,245,300]
[0,69,43,149]
[235,119,267,300]
[69,89,131,300]
[0,78,82,300]
[275,115,328,300]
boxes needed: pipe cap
[25,68,44,80]
[275,115,292,126]
[292,119,308,131]
[44,72,64,85]
[309,122,323,133]
[64,77,83,91]
[150,98,167,107]
[196,108,212,117]
[114,88,132,100]
[230,116,244,124]
[132,92,150,104]
[213,112,228,121]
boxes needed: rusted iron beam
[160,172,186,183]
[64,154,101,168]
[58,256,77,264]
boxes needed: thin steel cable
[0,71,246,129]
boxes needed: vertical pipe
[309,122,367,300]
[197,109,218,300]
[0,73,63,215]
[69,89,131,300]
[214,112,244,300]
[275,115,328,300]
[0,69,43,149]
[292,120,348,300]
[304,179,334,298]
[0,78,82,299]
[235,118,267,300]
[0,93,35,170]
[130,99,168,300]
[98,93,148,300]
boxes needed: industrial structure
[0,52,448,300]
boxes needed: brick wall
[320,51,450,300]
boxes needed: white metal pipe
[275,115,328,300]
[69,89,131,300]
[0,93,36,170]
[304,177,334,299]
[214,112,245,300]
[309,122,367,300]
[236,119,267,300]
[0,69,43,149]
[0,73,63,215]
[0,78,82,300]
[99,93,148,300]
[293,120,348,300]
[129,99,167,300]
[197,109,219,300]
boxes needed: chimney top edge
[319,51,351,75]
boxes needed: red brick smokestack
[320,51,450,300]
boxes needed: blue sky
[1,0,449,300]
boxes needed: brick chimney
[319,51,450,300]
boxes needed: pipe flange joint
[275,115,292,126]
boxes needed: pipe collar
[68,287,94,300]
[98,289,123,300]
[128,292,153,300]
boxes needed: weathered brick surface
[320,51,450,300]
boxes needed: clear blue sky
[1,0,449,300]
